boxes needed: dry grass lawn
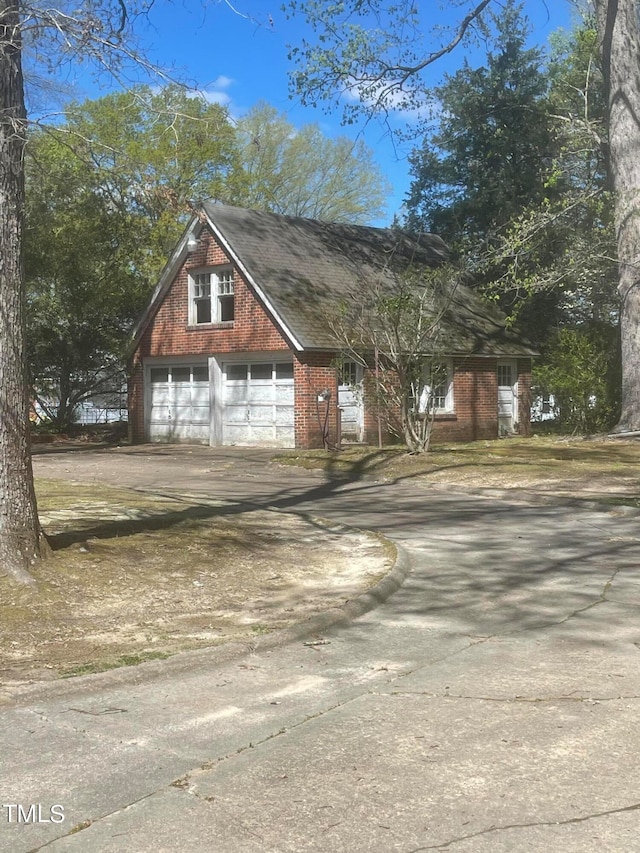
[0,480,391,687]
[276,435,640,505]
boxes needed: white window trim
[418,359,454,414]
[188,266,234,326]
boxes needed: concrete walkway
[3,446,640,851]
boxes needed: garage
[147,363,210,443]
[222,360,294,447]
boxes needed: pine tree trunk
[596,0,640,431]
[0,0,48,584]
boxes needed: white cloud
[342,75,431,123]
[196,75,235,106]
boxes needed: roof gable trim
[130,218,202,352]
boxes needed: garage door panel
[149,423,173,442]
[191,385,209,404]
[225,405,249,424]
[187,424,210,442]
[249,384,275,403]
[276,406,295,425]
[275,385,294,404]
[190,408,210,424]
[222,360,294,447]
[151,386,171,405]
[248,425,279,444]
[225,384,248,403]
[174,385,194,405]
[224,424,249,443]
[148,363,210,445]
[276,426,295,444]
[248,401,276,417]
[150,404,171,421]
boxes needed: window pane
[195,299,211,324]
[172,367,190,383]
[276,362,294,380]
[193,365,209,382]
[218,294,235,322]
[150,368,169,383]
[227,364,248,381]
[340,361,358,386]
[217,271,234,294]
[250,363,272,380]
[498,365,512,387]
[193,273,211,298]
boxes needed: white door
[338,361,364,443]
[148,364,210,443]
[497,361,518,435]
[223,361,294,447]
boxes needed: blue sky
[60,0,576,226]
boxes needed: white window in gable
[417,360,454,414]
[189,268,235,325]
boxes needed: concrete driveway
[3,445,640,851]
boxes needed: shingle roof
[203,203,537,357]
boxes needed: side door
[497,361,518,435]
[338,361,364,442]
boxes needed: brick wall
[293,352,340,449]
[430,357,499,442]
[354,357,533,446]
[135,230,290,359]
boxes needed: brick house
[129,203,536,449]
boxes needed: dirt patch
[0,481,392,686]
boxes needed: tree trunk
[596,0,640,431]
[0,0,48,584]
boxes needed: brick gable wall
[135,230,290,359]
[129,227,344,448]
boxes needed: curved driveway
[3,445,640,852]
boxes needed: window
[149,364,208,384]
[498,364,513,387]
[276,363,294,380]
[172,367,191,383]
[189,267,235,325]
[193,365,209,383]
[226,364,248,381]
[417,360,454,414]
[339,360,361,387]
[150,367,169,384]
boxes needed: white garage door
[148,364,210,443]
[223,361,294,447]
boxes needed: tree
[405,13,618,343]
[533,325,619,433]
[24,131,151,431]
[56,86,244,278]
[0,0,44,583]
[0,0,168,583]
[594,0,640,432]
[329,265,459,453]
[288,0,636,429]
[21,87,243,434]
[235,103,390,223]
[405,2,554,250]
